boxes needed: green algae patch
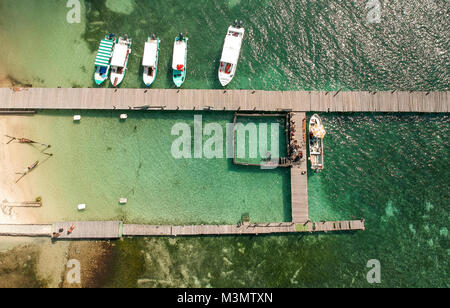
[105,0,135,14]
[0,245,48,288]
[296,224,309,232]
[101,238,146,288]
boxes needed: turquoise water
[234,115,288,165]
[11,110,290,224]
[106,113,449,288]
[0,0,448,287]
[0,0,448,91]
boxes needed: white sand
[0,116,41,224]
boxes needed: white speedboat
[218,21,245,87]
[172,33,188,87]
[110,35,132,87]
[309,114,326,170]
[142,35,160,87]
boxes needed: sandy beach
[0,116,43,224]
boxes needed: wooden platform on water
[302,220,366,232]
[290,112,309,223]
[123,220,365,236]
[0,88,447,112]
[2,201,42,208]
[0,224,52,237]
[51,221,121,239]
[0,220,365,238]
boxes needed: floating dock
[0,88,447,112]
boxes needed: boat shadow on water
[211,49,225,89]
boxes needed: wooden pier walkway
[0,224,52,237]
[0,220,365,238]
[302,220,366,232]
[51,221,121,239]
[1,201,42,208]
[0,88,447,113]
[290,112,309,223]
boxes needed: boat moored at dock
[219,21,245,87]
[94,34,116,85]
[309,114,326,170]
[110,35,132,87]
[172,33,188,87]
[142,35,160,87]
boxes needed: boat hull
[142,38,160,87]
[172,37,188,87]
[110,71,126,87]
[218,25,245,87]
[110,37,132,87]
[218,63,237,86]
[94,66,110,85]
[309,114,325,170]
[143,67,156,87]
[173,70,186,87]
[93,36,116,85]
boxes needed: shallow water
[2,110,290,224]
[107,113,449,288]
[0,0,448,91]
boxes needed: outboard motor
[234,20,238,27]
[179,33,183,40]
[109,33,115,39]
[152,33,156,40]
[124,34,129,40]
[239,20,243,27]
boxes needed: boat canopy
[220,35,242,65]
[95,39,114,67]
[142,41,157,67]
[172,41,186,70]
[111,44,128,67]
[311,124,326,138]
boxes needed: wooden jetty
[0,224,52,237]
[0,88,447,113]
[51,221,122,239]
[290,112,309,223]
[2,201,42,208]
[122,220,365,236]
[0,220,365,238]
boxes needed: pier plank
[52,221,121,239]
[0,89,447,113]
[290,112,309,223]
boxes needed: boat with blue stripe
[94,34,116,85]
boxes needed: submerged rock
[105,0,135,15]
